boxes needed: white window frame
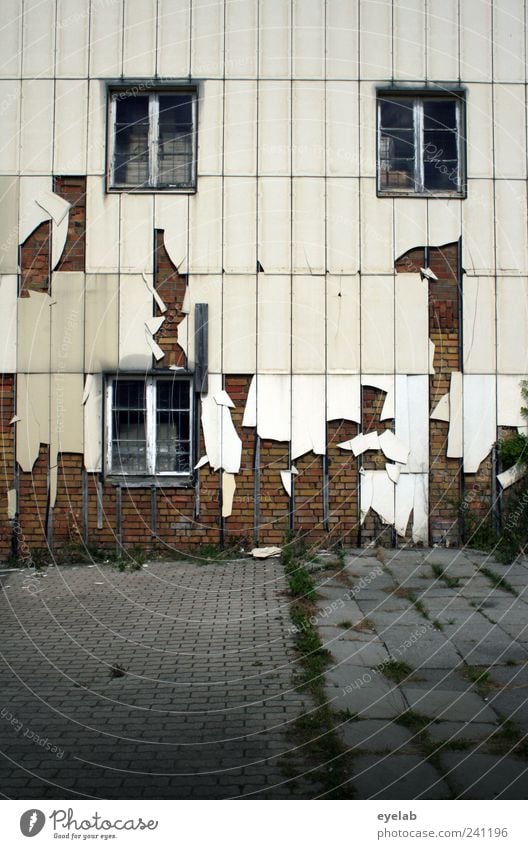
[105,375,193,477]
[108,88,197,191]
[377,94,465,197]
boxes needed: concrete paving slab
[327,637,390,667]
[440,752,528,799]
[427,721,498,743]
[401,688,497,722]
[339,719,418,753]
[349,754,451,799]
[325,677,407,719]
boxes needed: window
[109,88,197,190]
[378,93,465,196]
[106,376,192,476]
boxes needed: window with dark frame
[107,376,192,476]
[378,93,465,196]
[109,88,197,190]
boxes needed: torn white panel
[194,455,209,470]
[223,275,257,374]
[412,474,429,544]
[427,196,462,248]
[463,276,496,373]
[291,375,326,459]
[258,81,291,175]
[119,275,153,370]
[154,194,188,273]
[497,462,527,490]
[7,489,16,520]
[143,271,167,315]
[359,0,392,79]
[360,178,394,273]
[223,178,257,274]
[158,0,190,77]
[191,0,223,77]
[53,79,88,173]
[0,177,19,272]
[292,81,325,175]
[430,393,450,422]
[197,80,223,175]
[493,84,526,179]
[22,0,55,76]
[0,275,17,372]
[181,289,190,314]
[360,275,395,373]
[393,0,425,79]
[495,180,528,274]
[177,315,188,357]
[326,0,359,79]
[51,214,69,271]
[360,469,374,523]
[395,375,429,473]
[292,178,325,274]
[17,292,51,374]
[225,0,257,77]
[224,80,257,174]
[394,198,427,261]
[188,177,222,273]
[242,377,257,428]
[19,177,52,244]
[85,177,120,273]
[214,390,235,409]
[326,179,360,274]
[497,375,527,427]
[361,375,395,421]
[0,81,20,173]
[36,191,70,227]
[462,179,495,275]
[259,0,291,77]
[292,276,325,374]
[379,430,409,465]
[327,375,361,422]
[257,275,290,373]
[427,0,459,80]
[371,470,395,525]
[16,374,50,472]
[123,0,156,76]
[145,332,165,362]
[497,277,528,374]
[120,194,154,273]
[395,273,429,374]
[242,374,291,442]
[222,472,237,518]
[85,274,119,372]
[201,375,242,473]
[463,374,497,473]
[50,272,84,373]
[82,375,93,405]
[145,317,165,336]
[339,431,380,456]
[56,0,89,76]
[280,470,293,498]
[20,80,54,174]
[9,416,20,425]
[460,0,492,81]
[258,178,291,273]
[429,339,436,375]
[447,372,463,458]
[327,82,359,176]
[185,275,222,372]
[84,374,102,473]
[421,267,438,281]
[386,463,401,484]
[394,470,416,537]
[327,274,360,372]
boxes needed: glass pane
[379,158,415,189]
[424,160,459,191]
[379,98,414,128]
[423,129,458,160]
[423,99,457,130]
[111,380,147,473]
[114,96,150,186]
[381,129,415,158]
[155,380,191,473]
[157,94,194,186]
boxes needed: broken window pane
[113,96,150,187]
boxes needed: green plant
[479,566,517,596]
[462,665,492,695]
[431,563,460,589]
[377,660,414,683]
[396,711,430,733]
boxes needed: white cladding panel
[20,80,54,174]
[426,0,459,80]
[393,0,426,81]
[158,0,191,78]
[191,0,223,78]
[54,79,88,174]
[123,0,157,77]
[56,0,89,77]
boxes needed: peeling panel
[430,393,450,422]
[17,292,51,374]
[327,274,360,373]
[379,430,409,465]
[225,0,257,77]
[0,0,22,77]
[198,80,224,176]
[462,179,495,275]
[426,0,459,80]
[327,82,359,176]
[493,85,526,178]
[371,470,395,525]
[119,194,154,274]
[85,177,120,273]
[497,277,528,374]
[495,180,528,273]
[447,371,463,458]
[393,0,425,80]
[327,375,361,422]
[292,0,324,78]
[395,273,429,374]
[493,0,524,82]
[191,0,223,77]
[242,374,291,442]
[18,176,52,244]
[258,81,291,176]
[394,473,415,537]
[89,0,123,76]
[258,178,291,273]
[292,178,325,274]
[292,375,326,459]
[7,489,16,520]
[188,177,222,274]
[498,462,526,489]
[84,373,103,473]
[460,0,492,81]
[224,81,257,175]
[327,178,360,274]
[395,375,429,473]
[201,374,242,473]
[259,0,291,78]
[463,374,497,473]
[154,194,188,274]
[118,275,153,370]
[497,375,527,427]
[394,198,427,261]
[427,198,461,247]
[257,275,291,373]
[0,275,17,372]
[85,274,119,372]
[123,0,156,77]
[327,0,359,79]
[359,81,379,178]
[16,374,50,472]
[465,84,494,179]
[52,215,69,271]
[20,80,54,174]
[292,276,325,374]
[362,375,395,420]
[186,275,222,372]
[463,277,496,373]
[359,0,392,79]
[22,0,55,77]
[56,0,89,76]
[222,275,257,374]
[360,179,394,273]
[360,470,374,523]
[0,177,19,272]
[0,80,20,173]
[223,178,257,273]
[292,81,325,175]
[158,0,191,77]
[54,79,88,174]
[50,272,85,373]
[412,474,429,544]
[222,473,237,518]
[360,275,395,374]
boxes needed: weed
[353,618,375,632]
[479,566,517,596]
[431,563,460,589]
[335,709,360,722]
[396,711,431,733]
[337,620,353,629]
[432,619,445,631]
[408,592,430,620]
[462,665,492,695]
[377,660,414,683]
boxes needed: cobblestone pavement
[315,547,528,799]
[0,558,315,799]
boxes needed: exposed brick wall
[326,419,359,548]
[154,230,187,368]
[0,375,15,558]
[360,386,394,547]
[224,376,255,548]
[17,446,49,552]
[20,221,51,295]
[53,177,86,272]
[52,454,84,553]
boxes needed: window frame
[107,85,198,193]
[104,374,194,481]
[376,89,466,198]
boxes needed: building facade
[0,0,527,558]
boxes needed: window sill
[106,476,194,489]
[377,189,466,200]
[106,186,197,195]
